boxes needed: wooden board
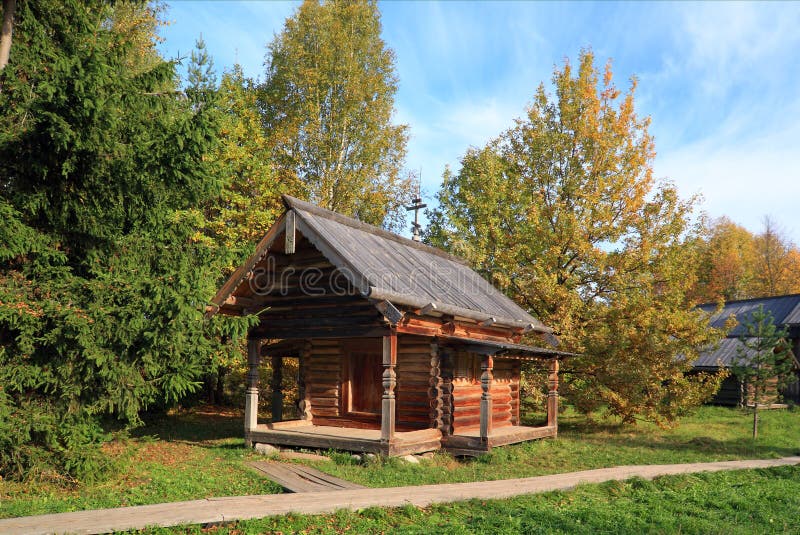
[6,457,800,535]
[247,424,441,456]
[250,461,366,493]
[443,425,557,455]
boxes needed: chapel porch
[247,420,443,457]
[443,425,558,456]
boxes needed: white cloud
[651,2,800,241]
[656,106,800,239]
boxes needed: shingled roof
[210,195,551,333]
[697,294,800,337]
[693,294,800,370]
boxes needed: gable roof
[210,195,551,333]
[693,294,800,370]
[693,337,758,369]
[697,294,800,337]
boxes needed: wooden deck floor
[247,421,442,456]
[444,425,556,455]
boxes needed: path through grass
[312,406,800,488]
[140,465,800,534]
[2,405,798,519]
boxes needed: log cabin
[694,295,800,406]
[207,195,573,456]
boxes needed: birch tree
[259,0,412,229]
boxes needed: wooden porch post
[479,355,494,442]
[271,354,283,422]
[298,340,313,420]
[380,332,398,448]
[547,359,560,434]
[244,338,262,446]
[440,349,453,437]
[429,342,443,431]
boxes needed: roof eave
[366,286,553,334]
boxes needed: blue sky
[159,1,800,241]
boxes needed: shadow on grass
[525,407,800,461]
[131,405,244,445]
[586,433,800,459]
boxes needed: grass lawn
[312,405,800,488]
[0,407,282,518]
[142,465,800,534]
[2,405,799,519]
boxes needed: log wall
[305,335,437,431]
[296,335,525,434]
[307,339,342,420]
[396,336,435,431]
[447,351,520,434]
[244,235,389,340]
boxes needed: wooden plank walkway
[249,461,365,493]
[2,456,798,535]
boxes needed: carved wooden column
[298,340,313,421]
[380,332,398,447]
[440,349,453,437]
[244,338,262,446]
[479,354,494,442]
[271,354,283,422]
[547,359,560,434]
[429,342,443,431]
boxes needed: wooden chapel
[207,196,572,456]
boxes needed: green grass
[308,406,800,488]
[2,405,799,520]
[142,465,800,534]
[0,408,282,518]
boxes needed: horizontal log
[248,292,363,306]
[452,421,480,432]
[309,386,339,397]
[397,401,434,412]
[396,379,431,388]
[312,417,380,430]
[310,396,339,405]
[311,408,339,417]
[306,378,339,388]
[396,371,432,382]
[308,364,341,373]
[308,352,339,359]
[397,391,429,402]
[397,415,432,425]
[453,407,481,417]
[396,368,432,377]
[452,385,483,395]
[397,356,433,363]
[397,380,428,388]
[311,338,342,346]
[397,370,432,380]
[258,314,383,330]
[251,326,390,340]
[397,344,431,359]
[397,395,430,404]
[397,403,431,413]
[394,423,430,433]
[310,348,341,356]
[258,303,376,320]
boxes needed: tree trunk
[752,406,759,439]
[0,0,15,71]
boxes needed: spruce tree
[0,0,251,480]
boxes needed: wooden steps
[249,461,366,493]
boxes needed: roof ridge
[698,293,800,308]
[282,194,469,266]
